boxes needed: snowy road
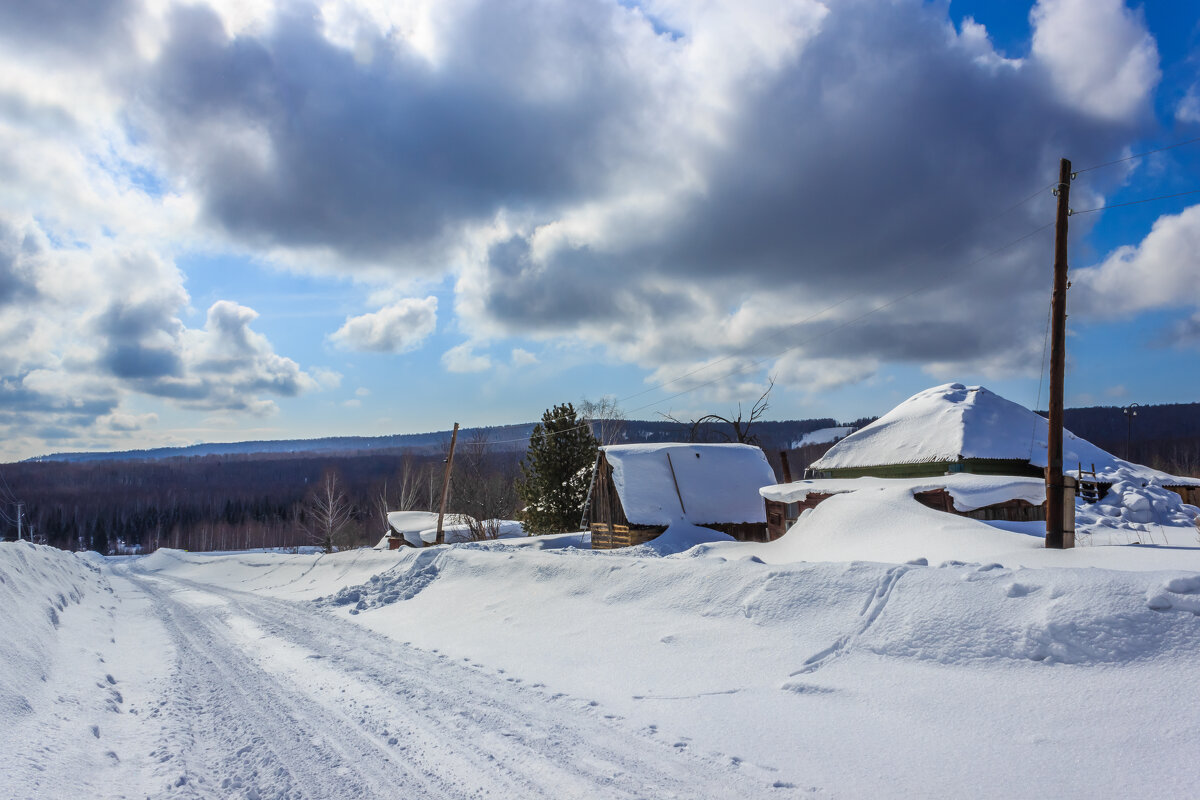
[115,563,788,800]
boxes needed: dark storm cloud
[141,1,650,259]
[467,0,1145,368]
[0,0,136,58]
[124,0,1158,375]
[94,297,184,380]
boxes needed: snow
[4,474,1200,798]
[761,472,1047,512]
[791,426,854,448]
[385,510,443,546]
[812,382,1200,486]
[603,442,776,526]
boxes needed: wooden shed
[586,443,777,549]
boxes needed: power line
[1071,188,1200,215]
[1075,135,1200,175]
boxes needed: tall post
[16,503,22,542]
[1046,158,1073,549]
[779,451,793,484]
[436,423,460,545]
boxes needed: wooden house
[807,383,1200,497]
[586,443,777,549]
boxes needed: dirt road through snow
[115,562,792,799]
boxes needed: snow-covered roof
[792,427,855,448]
[760,474,1046,512]
[387,511,442,534]
[811,383,1200,486]
[602,443,776,526]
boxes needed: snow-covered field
[3,490,1200,798]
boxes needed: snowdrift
[0,543,107,727]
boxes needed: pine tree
[517,403,598,535]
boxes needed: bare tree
[661,378,775,446]
[580,396,627,446]
[305,469,353,554]
[451,430,517,540]
[374,454,425,532]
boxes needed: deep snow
[2,485,1200,798]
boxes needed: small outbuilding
[378,510,442,549]
[585,443,777,549]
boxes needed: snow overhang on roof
[602,443,776,527]
[760,474,1047,512]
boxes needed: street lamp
[1123,403,1140,461]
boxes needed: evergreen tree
[517,403,598,535]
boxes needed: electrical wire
[1075,135,1200,175]
[1071,188,1200,215]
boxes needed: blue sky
[1,0,1199,460]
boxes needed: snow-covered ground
[2,487,1200,798]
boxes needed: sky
[2,0,1199,461]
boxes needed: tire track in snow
[127,571,447,799]
[121,565,803,799]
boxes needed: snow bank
[603,442,775,526]
[1078,480,1200,544]
[812,383,1199,486]
[0,544,105,727]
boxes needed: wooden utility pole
[1046,158,1074,549]
[436,422,460,545]
[779,451,793,484]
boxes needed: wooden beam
[665,452,687,515]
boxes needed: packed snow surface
[3,479,1200,798]
[812,383,1200,486]
[603,442,775,525]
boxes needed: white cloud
[1030,0,1160,121]
[330,296,438,353]
[1177,84,1200,124]
[441,341,491,373]
[1073,204,1200,316]
[510,348,539,367]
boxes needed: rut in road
[122,566,797,799]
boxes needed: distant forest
[3,404,1198,554]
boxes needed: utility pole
[1046,158,1074,549]
[436,423,460,545]
[16,502,22,542]
[1123,403,1140,461]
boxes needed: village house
[585,443,777,549]
[763,383,1200,539]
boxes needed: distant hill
[27,417,848,464]
[24,401,1200,469]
